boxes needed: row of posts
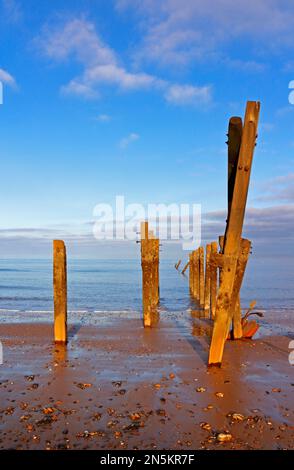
[52,221,161,345]
[189,242,218,318]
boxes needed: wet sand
[0,311,293,450]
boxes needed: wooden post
[199,246,205,308]
[141,223,159,326]
[141,222,152,327]
[209,101,260,365]
[218,235,224,288]
[175,259,181,270]
[53,240,67,344]
[195,248,200,302]
[189,253,193,293]
[224,117,243,337]
[182,261,189,275]
[204,244,211,313]
[231,238,251,339]
[152,237,160,306]
[210,242,218,319]
[227,117,243,216]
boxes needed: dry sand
[0,310,293,450]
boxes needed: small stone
[217,432,232,442]
[232,413,245,422]
[196,387,206,393]
[76,383,92,390]
[215,392,224,398]
[200,422,212,431]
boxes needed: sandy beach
[0,310,293,450]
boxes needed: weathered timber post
[204,244,211,313]
[141,223,159,326]
[53,240,67,344]
[199,246,205,308]
[210,241,218,319]
[226,116,243,338]
[231,238,251,339]
[208,101,260,365]
[228,116,243,216]
[141,222,152,327]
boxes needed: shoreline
[0,312,293,450]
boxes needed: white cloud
[119,133,140,149]
[0,68,17,87]
[165,84,212,106]
[37,18,210,106]
[95,114,112,123]
[116,0,294,66]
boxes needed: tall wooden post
[199,246,205,308]
[53,240,67,344]
[209,101,260,365]
[227,116,243,216]
[204,244,211,313]
[210,241,218,319]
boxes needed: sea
[0,256,293,324]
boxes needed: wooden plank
[53,240,67,344]
[199,246,205,308]
[204,244,211,313]
[209,101,260,365]
[210,242,218,319]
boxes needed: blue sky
[0,0,294,258]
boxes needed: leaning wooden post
[209,101,260,365]
[210,242,218,319]
[199,246,205,308]
[204,244,211,314]
[53,240,67,344]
